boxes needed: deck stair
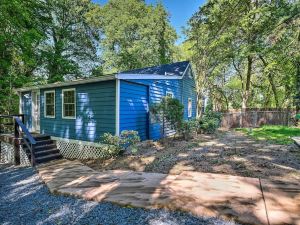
[22,134,63,165]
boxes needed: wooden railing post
[31,144,35,167]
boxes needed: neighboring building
[16,61,197,142]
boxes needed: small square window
[166,91,174,98]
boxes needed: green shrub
[100,130,141,158]
[100,133,122,158]
[180,119,198,140]
[120,130,140,153]
[151,97,184,136]
[198,111,222,134]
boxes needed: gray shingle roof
[120,61,190,76]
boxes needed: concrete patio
[37,159,300,225]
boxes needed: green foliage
[188,0,299,111]
[119,130,141,153]
[180,119,198,140]
[151,97,184,136]
[41,0,99,82]
[100,130,141,157]
[94,0,177,73]
[198,111,222,134]
[0,0,47,114]
[236,125,300,145]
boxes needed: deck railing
[0,114,37,166]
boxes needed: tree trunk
[296,59,300,114]
[259,55,279,108]
[242,56,253,111]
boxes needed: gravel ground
[0,164,237,225]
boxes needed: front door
[32,91,40,132]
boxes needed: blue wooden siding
[181,66,197,120]
[120,81,149,140]
[21,91,32,130]
[123,66,197,140]
[40,80,116,142]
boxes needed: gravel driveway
[0,164,236,225]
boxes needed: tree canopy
[186,0,300,112]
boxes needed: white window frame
[44,90,55,118]
[166,91,174,98]
[188,98,192,118]
[62,88,76,119]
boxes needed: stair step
[35,139,54,146]
[34,148,60,157]
[23,144,57,152]
[33,135,51,141]
[35,153,63,164]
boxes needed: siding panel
[120,81,149,140]
[40,80,116,142]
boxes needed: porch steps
[22,135,63,165]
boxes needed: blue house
[16,61,197,142]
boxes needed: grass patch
[236,125,300,144]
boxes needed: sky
[92,0,206,44]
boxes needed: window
[44,91,55,118]
[188,98,192,118]
[62,89,76,119]
[166,91,174,98]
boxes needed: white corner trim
[62,88,76,119]
[115,74,182,80]
[44,90,56,118]
[115,79,120,136]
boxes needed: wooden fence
[220,110,294,128]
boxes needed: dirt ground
[82,130,300,184]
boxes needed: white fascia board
[15,75,116,92]
[115,74,182,80]
[181,63,191,78]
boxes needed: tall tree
[95,0,177,73]
[39,0,100,83]
[0,0,46,114]
[188,0,299,112]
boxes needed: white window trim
[166,91,174,98]
[44,90,55,118]
[62,88,76,119]
[188,98,192,118]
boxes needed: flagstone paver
[37,159,300,225]
[261,179,300,225]
[292,137,300,147]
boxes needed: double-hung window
[62,89,76,119]
[44,91,55,118]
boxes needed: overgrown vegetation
[186,0,300,112]
[151,97,222,140]
[100,130,141,158]
[236,125,300,144]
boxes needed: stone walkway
[37,159,300,225]
[292,137,300,147]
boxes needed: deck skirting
[51,136,108,159]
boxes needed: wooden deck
[37,160,300,225]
